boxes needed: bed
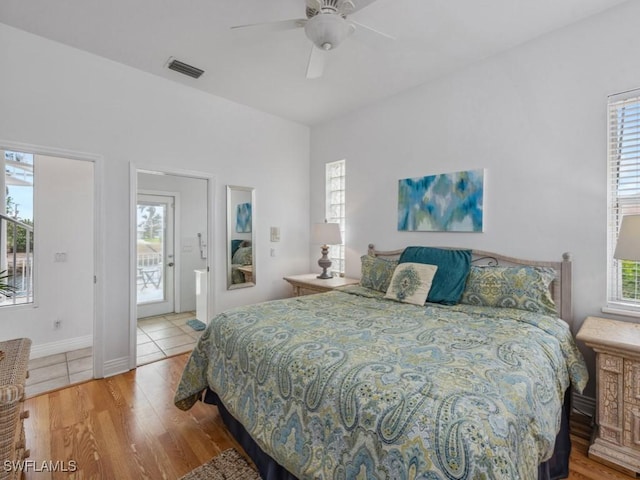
[174,245,588,480]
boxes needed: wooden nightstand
[576,316,640,475]
[237,265,253,283]
[283,274,359,296]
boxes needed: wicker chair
[0,338,31,480]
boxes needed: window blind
[607,89,640,309]
[325,159,346,274]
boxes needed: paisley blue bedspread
[174,286,587,480]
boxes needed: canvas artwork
[398,169,484,232]
[236,202,252,233]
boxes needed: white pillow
[384,262,438,306]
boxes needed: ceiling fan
[231,0,393,79]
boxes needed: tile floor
[26,346,93,398]
[25,311,202,398]
[136,311,201,366]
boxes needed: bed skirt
[204,388,572,480]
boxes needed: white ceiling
[0,0,629,125]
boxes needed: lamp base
[317,244,333,280]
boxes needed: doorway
[0,144,99,391]
[131,167,212,368]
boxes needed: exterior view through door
[137,194,175,318]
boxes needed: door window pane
[137,202,165,304]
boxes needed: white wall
[310,1,640,397]
[137,172,208,313]
[0,23,310,375]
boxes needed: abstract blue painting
[398,169,484,232]
[236,202,252,233]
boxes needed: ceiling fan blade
[349,0,380,14]
[306,46,326,79]
[230,18,306,33]
[350,20,395,41]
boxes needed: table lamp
[311,222,342,279]
[614,215,640,261]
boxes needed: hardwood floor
[20,354,635,480]
[22,354,244,480]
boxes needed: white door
[136,194,175,317]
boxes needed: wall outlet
[53,319,62,330]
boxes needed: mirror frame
[226,185,256,289]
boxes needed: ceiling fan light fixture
[304,13,351,50]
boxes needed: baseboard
[102,356,131,378]
[30,334,93,359]
[573,392,596,418]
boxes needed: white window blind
[325,160,345,275]
[607,89,640,310]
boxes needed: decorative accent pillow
[460,265,557,316]
[232,246,252,265]
[360,255,398,293]
[398,246,472,305]
[384,263,438,306]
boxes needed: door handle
[168,262,175,267]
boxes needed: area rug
[179,448,261,480]
[186,318,206,331]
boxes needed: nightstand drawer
[297,286,324,296]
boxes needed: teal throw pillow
[232,246,252,265]
[399,246,472,305]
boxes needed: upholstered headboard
[367,244,573,329]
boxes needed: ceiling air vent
[167,58,204,79]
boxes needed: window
[607,89,640,311]
[325,160,345,275]
[0,150,34,305]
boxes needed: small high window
[325,159,345,275]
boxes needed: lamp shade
[311,222,342,245]
[614,214,640,261]
[304,14,351,50]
